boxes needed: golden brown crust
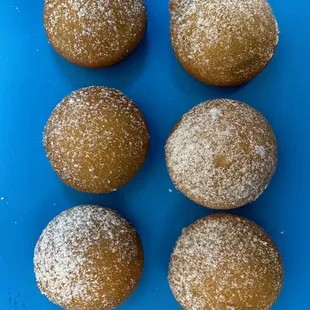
[169,213,284,310]
[44,86,150,194]
[34,205,144,310]
[44,0,147,68]
[170,0,279,86]
[165,99,277,210]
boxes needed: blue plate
[0,0,309,309]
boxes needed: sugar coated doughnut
[44,86,150,194]
[170,0,279,86]
[34,205,144,310]
[169,213,284,310]
[165,99,277,209]
[44,0,147,68]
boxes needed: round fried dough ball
[169,213,284,310]
[34,205,144,310]
[165,99,277,210]
[44,0,147,68]
[170,0,279,86]
[44,86,149,194]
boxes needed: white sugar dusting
[34,205,142,309]
[170,0,279,85]
[209,107,222,120]
[44,0,146,66]
[255,145,266,158]
[165,99,278,209]
[169,214,284,310]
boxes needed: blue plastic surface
[0,0,309,309]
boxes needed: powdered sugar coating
[170,0,279,86]
[169,213,283,310]
[165,99,277,209]
[34,205,144,310]
[44,86,149,194]
[44,0,146,67]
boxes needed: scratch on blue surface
[4,291,27,310]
